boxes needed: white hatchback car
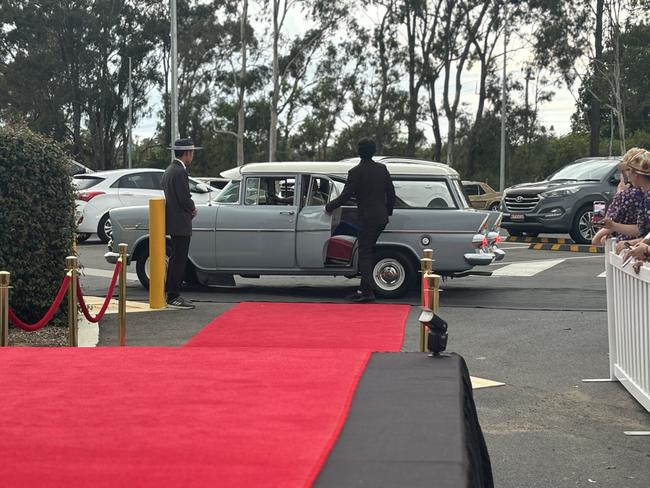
[73,168,218,242]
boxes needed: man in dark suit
[326,138,396,302]
[162,138,200,309]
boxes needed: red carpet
[186,302,409,351]
[0,347,369,488]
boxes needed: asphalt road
[77,237,650,488]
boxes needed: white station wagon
[106,158,505,298]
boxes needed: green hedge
[0,126,75,324]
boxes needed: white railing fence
[604,238,650,413]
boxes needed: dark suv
[501,157,620,244]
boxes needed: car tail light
[472,234,487,249]
[76,191,105,202]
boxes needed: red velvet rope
[8,275,72,331]
[77,261,122,323]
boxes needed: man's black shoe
[167,296,195,309]
[351,293,376,303]
[346,290,364,300]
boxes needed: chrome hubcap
[373,258,405,291]
[579,211,595,240]
[104,218,113,238]
[145,256,169,280]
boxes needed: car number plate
[510,213,525,221]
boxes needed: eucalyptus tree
[0,0,162,170]
[265,0,351,161]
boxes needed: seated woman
[593,148,648,246]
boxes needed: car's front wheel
[135,246,170,289]
[488,202,501,211]
[97,214,112,243]
[570,205,596,244]
[371,249,415,299]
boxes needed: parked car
[195,177,230,190]
[106,158,505,298]
[500,157,619,244]
[74,168,217,243]
[66,160,94,176]
[462,181,502,210]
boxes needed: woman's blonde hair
[627,150,650,176]
[619,147,645,171]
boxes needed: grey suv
[501,157,620,244]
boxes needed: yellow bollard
[118,243,128,346]
[67,256,78,347]
[149,198,166,309]
[0,271,10,347]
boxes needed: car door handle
[121,193,134,197]
[279,211,295,215]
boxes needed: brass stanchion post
[419,253,434,353]
[0,271,10,347]
[67,256,78,347]
[149,198,166,309]
[118,243,128,346]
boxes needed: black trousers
[358,224,386,295]
[166,235,191,300]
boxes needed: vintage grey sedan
[106,158,504,298]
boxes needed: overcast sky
[133,5,579,142]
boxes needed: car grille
[504,194,540,213]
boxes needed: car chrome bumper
[463,252,495,266]
[492,247,506,261]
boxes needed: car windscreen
[72,175,105,190]
[214,180,240,203]
[548,160,616,181]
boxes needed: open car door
[296,175,344,268]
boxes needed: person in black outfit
[326,138,395,302]
[162,138,200,309]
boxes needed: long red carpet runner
[187,302,410,351]
[0,347,369,487]
[0,302,410,487]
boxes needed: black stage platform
[316,353,493,488]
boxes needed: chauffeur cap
[169,137,202,151]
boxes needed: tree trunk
[405,7,418,157]
[237,0,248,166]
[269,0,280,162]
[589,0,604,156]
[428,82,442,161]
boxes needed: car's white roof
[220,157,458,180]
[72,168,164,179]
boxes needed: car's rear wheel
[371,249,415,299]
[97,214,112,243]
[570,205,595,244]
[76,233,91,243]
[135,246,170,289]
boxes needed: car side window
[244,177,261,205]
[244,176,295,206]
[463,184,478,196]
[306,177,333,206]
[476,185,486,195]
[114,173,159,190]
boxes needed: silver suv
[501,157,620,244]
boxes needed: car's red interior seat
[326,235,357,264]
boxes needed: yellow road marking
[83,296,162,314]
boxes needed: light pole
[128,56,132,169]
[170,0,179,157]
[499,0,508,192]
